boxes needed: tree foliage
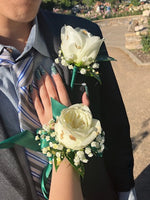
[42,0,97,9]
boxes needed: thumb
[82,92,90,107]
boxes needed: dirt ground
[97,17,150,200]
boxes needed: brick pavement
[97,17,150,200]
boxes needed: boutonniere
[55,25,115,88]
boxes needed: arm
[50,157,83,200]
[32,65,88,200]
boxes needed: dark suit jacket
[0,9,134,200]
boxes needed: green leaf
[54,156,59,171]
[96,55,116,62]
[51,97,67,121]
[89,71,102,84]
[66,153,85,177]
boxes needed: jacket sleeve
[88,23,135,191]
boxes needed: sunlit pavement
[97,17,150,200]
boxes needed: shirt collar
[0,17,50,60]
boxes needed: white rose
[61,25,104,66]
[55,104,101,150]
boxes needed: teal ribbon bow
[0,98,67,200]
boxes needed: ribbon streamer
[0,130,40,151]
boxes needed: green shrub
[141,17,150,53]
[141,34,150,53]
[131,0,140,6]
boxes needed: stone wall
[125,11,149,50]
[95,13,149,50]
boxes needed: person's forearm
[49,157,84,200]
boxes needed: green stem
[70,66,78,89]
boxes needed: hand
[31,65,89,125]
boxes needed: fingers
[51,65,71,107]
[31,67,58,125]
[31,65,89,126]
[35,68,51,111]
[44,72,59,102]
[31,86,44,117]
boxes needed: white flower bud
[96,134,102,142]
[58,50,61,56]
[53,144,58,149]
[74,156,80,163]
[47,152,52,157]
[68,65,74,70]
[82,159,88,163]
[91,141,97,147]
[80,68,86,75]
[92,63,99,69]
[49,142,53,147]
[35,135,40,141]
[56,152,61,158]
[55,58,59,64]
[38,130,42,135]
[88,153,93,157]
[46,136,50,141]
[77,151,84,158]
[42,148,48,154]
[51,132,56,138]
[85,147,91,155]
[61,59,68,66]
[98,144,105,153]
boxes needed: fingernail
[51,63,58,75]
[39,65,46,75]
[35,69,41,80]
[29,85,33,93]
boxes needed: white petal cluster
[55,103,101,150]
[61,25,104,66]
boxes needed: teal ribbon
[70,65,78,89]
[0,130,40,151]
[41,159,53,200]
[0,98,68,199]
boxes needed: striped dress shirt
[0,18,53,199]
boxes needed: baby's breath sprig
[54,50,101,86]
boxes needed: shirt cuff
[118,188,137,200]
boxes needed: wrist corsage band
[0,98,105,199]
